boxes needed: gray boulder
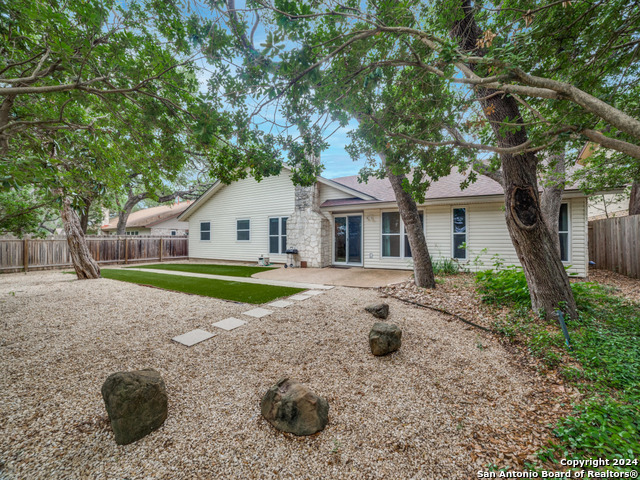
[365,303,389,319]
[260,378,329,436]
[369,322,402,356]
[101,369,168,445]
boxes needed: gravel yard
[0,271,573,479]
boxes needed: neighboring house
[102,202,191,236]
[588,193,629,220]
[178,168,590,277]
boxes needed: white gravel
[0,270,568,479]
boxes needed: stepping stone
[304,290,325,296]
[172,329,216,347]
[243,308,273,319]
[289,294,312,301]
[212,317,247,331]
[268,300,294,308]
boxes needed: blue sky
[191,2,368,180]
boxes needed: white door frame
[332,214,364,266]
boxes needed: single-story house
[102,201,191,236]
[177,168,589,277]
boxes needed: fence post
[159,238,163,262]
[23,238,29,273]
[125,237,129,265]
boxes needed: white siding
[188,171,296,263]
[319,182,357,203]
[354,197,588,276]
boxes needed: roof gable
[178,166,375,221]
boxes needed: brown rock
[101,369,168,445]
[369,322,402,356]
[365,303,389,319]
[260,378,329,436]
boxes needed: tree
[223,0,640,317]
[114,182,211,235]
[0,0,229,278]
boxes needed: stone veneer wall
[286,183,332,268]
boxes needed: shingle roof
[102,201,191,231]
[326,168,582,207]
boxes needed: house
[178,168,589,277]
[102,201,191,236]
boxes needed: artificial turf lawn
[100,269,304,304]
[127,263,276,278]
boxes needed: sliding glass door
[334,215,362,265]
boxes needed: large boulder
[369,322,402,356]
[101,369,168,445]
[365,303,389,319]
[260,378,329,436]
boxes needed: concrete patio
[252,266,412,288]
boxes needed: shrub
[430,256,460,275]
[475,265,531,307]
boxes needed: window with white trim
[452,208,467,260]
[269,217,288,254]
[558,203,569,262]
[200,222,211,241]
[170,230,177,236]
[236,219,250,241]
[382,211,424,258]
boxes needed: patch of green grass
[127,263,276,278]
[101,269,304,304]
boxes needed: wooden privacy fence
[0,236,189,273]
[588,215,640,279]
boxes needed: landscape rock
[365,303,389,319]
[260,378,329,436]
[101,369,168,445]
[369,322,402,356]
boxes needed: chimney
[102,208,110,227]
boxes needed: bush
[430,256,460,275]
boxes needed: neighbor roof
[102,201,191,231]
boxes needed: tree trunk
[116,206,133,235]
[79,197,92,234]
[116,190,146,235]
[61,197,100,279]
[540,152,567,257]
[381,154,436,288]
[630,182,640,215]
[452,1,577,319]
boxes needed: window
[126,231,139,236]
[382,211,424,258]
[170,230,177,236]
[269,217,288,254]
[382,212,401,257]
[200,222,211,241]
[559,203,569,262]
[236,219,250,241]
[452,208,467,260]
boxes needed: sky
[190,1,368,180]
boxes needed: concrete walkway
[253,266,412,288]
[123,267,334,290]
